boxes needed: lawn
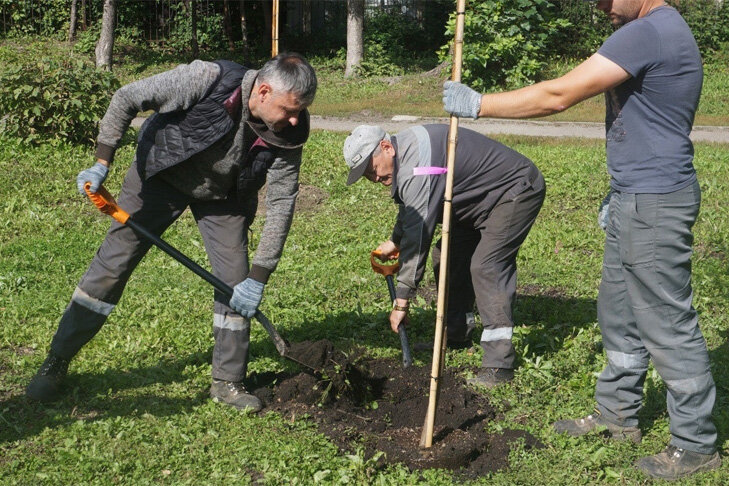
[1,130,728,484]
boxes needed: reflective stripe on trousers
[595,180,716,454]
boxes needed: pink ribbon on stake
[413,167,448,176]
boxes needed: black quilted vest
[135,60,248,179]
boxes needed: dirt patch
[518,283,570,300]
[416,283,438,306]
[0,345,35,356]
[255,356,541,477]
[257,184,328,216]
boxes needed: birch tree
[95,0,117,71]
[345,0,364,77]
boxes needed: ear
[256,82,273,102]
[381,139,395,156]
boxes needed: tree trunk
[189,0,199,58]
[345,0,364,78]
[239,0,248,56]
[263,0,272,40]
[223,0,236,52]
[81,0,87,29]
[95,0,117,71]
[302,0,311,35]
[69,0,78,42]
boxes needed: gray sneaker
[635,445,721,480]
[467,367,514,388]
[553,410,641,443]
[26,352,70,402]
[210,379,262,412]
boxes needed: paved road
[132,115,729,143]
[311,115,729,144]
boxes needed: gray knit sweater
[95,60,302,283]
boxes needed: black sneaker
[26,352,70,402]
[467,367,514,388]
[553,409,641,443]
[635,445,721,480]
[210,379,262,412]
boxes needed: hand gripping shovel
[84,183,318,372]
[370,250,413,368]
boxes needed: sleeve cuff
[248,264,272,284]
[396,285,416,300]
[95,143,117,164]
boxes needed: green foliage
[0,0,72,38]
[550,0,613,59]
[72,22,101,55]
[165,2,227,53]
[355,10,442,76]
[668,0,729,56]
[0,55,119,145]
[441,0,570,90]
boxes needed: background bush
[441,0,569,90]
[668,0,729,57]
[357,10,441,76]
[0,55,119,145]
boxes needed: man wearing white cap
[344,124,545,387]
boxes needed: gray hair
[257,52,317,106]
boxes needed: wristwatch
[392,302,409,312]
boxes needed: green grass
[2,130,728,484]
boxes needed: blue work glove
[76,162,109,195]
[230,278,265,318]
[598,190,612,231]
[442,81,482,119]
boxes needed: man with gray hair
[344,124,545,388]
[27,53,317,413]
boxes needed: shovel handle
[385,276,412,368]
[84,182,130,224]
[84,184,291,359]
[398,324,413,368]
[370,249,400,277]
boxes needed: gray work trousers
[595,180,716,454]
[432,173,545,369]
[50,162,252,382]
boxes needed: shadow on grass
[0,288,597,446]
[0,350,213,445]
[254,286,599,368]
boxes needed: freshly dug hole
[258,354,542,476]
[284,339,373,405]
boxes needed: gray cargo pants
[50,162,252,382]
[595,180,716,454]
[432,171,545,369]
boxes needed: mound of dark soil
[255,355,541,477]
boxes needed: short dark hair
[257,52,317,106]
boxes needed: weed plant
[1,130,728,484]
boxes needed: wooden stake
[271,0,279,56]
[420,0,467,449]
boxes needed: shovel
[370,249,413,368]
[84,183,319,372]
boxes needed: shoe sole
[210,396,262,413]
[553,422,641,443]
[638,455,721,480]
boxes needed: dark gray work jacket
[390,124,543,299]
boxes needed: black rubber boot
[467,367,514,388]
[210,379,262,412]
[26,352,70,402]
[635,445,721,480]
[553,409,642,443]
